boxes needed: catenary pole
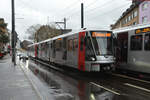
[64,18,66,30]
[11,0,16,65]
[81,3,84,28]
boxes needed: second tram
[113,24,150,74]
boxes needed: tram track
[29,57,150,99]
[111,73,150,84]
[30,57,150,87]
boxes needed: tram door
[62,38,67,60]
[117,32,128,63]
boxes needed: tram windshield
[91,32,113,55]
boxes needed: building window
[145,33,150,50]
[130,35,143,50]
[128,15,131,21]
[121,20,123,25]
[133,10,137,18]
[142,16,148,23]
[132,12,134,19]
[133,22,136,25]
[125,17,128,24]
[127,16,129,22]
[142,2,148,10]
[131,12,133,19]
[123,19,125,24]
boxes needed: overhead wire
[85,0,121,15]
[56,0,81,17]
[87,2,131,20]
[67,1,131,29]
[17,0,132,30]
[66,0,113,20]
[84,0,99,8]
[59,0,102,21]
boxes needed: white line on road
[90,82,120,95]
[20,62,43,100]
[124,83,150,93]
[112,73,150,84]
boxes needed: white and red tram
[28,29,115,72]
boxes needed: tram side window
[51,43,52,48]
[55,40,62,51]
[130,35,143,50]
[73,38,78,51]
[52,40,56,58]
[85,37,95,61]
[68,39,73,51]
[63,38,67,49]
[145,33,150,50]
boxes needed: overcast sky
[0,0,132,41]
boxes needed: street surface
[1,55,150,100]
[0,55,41,100]
[22,58,150,100]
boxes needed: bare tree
[35,25,61,42]
[26,24,62,42]
[26,24,41,41]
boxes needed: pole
[11,0,16,65]
[64,18,66,30]
[81,3,84,28]
[47,16,49,25]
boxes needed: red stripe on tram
[78,32,85,71]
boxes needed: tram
[28,29,116,72]
[113,23,150,74]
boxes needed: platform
[0,55,40,100]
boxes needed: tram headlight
[91,57,96,61]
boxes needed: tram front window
[91,32,113,55]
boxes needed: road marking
[112,73,150,84]
[124,83,150,93]
[20,62,43,100]
[90,82,120,95]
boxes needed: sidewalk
[0,55,40,100]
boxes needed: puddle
[27,60,147,100]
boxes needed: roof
[28,29,112,47]
[112,2,142,27]
[113,23,150,33]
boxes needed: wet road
[23,59,150,100]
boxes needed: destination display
[92,32,111,37]
[135,27,150,34]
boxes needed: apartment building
[139,1,150,24]
[111,0,146,29]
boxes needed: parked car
[0,52,3,59]
[17,53,28,60]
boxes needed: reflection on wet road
[25,59,150,100]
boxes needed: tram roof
[28,43,38,47]
[28,28,112,46]
[113,23,150,34]
[52,29,112,40]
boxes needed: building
[20,40,33,50]
[34,25,72,42]
[139,1,150,24]
[0,18,9,52]
[0,18,7,34]
[111,0,144,29]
